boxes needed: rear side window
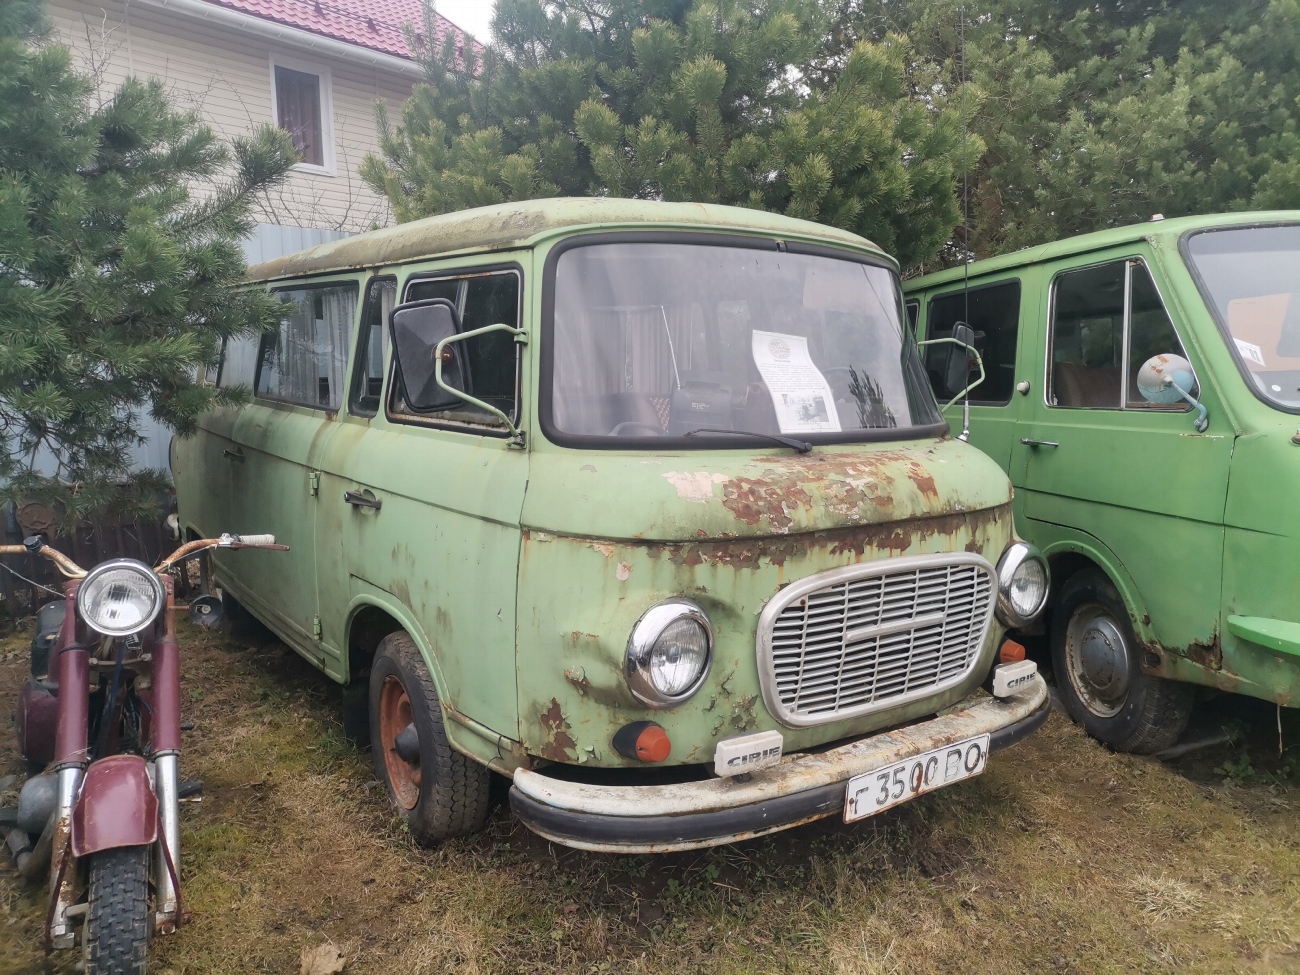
[216,335,258,389]
[391,269,521,428]
[925,281,1021,404]
[256,283,359,410]
[1050,260,1190,409]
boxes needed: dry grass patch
[0,618,1298,974]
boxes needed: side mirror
[1136,353,1208,431]
[389,299,470,411]
[943,322,977,395]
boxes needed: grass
[1,618,1299,974]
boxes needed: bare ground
[1,617,1298,975]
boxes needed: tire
[1050,569,1194,754]
[368,632,490,844]
[83,845,151,975]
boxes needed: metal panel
[757,553,997,728]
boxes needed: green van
[174,199,1050,852]
[906,212,1300,754]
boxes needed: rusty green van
[174,199,1050,852]
[906,212,1300,754]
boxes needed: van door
[315,260,528,736]
[920,277,1029,471]
[1012,253,1233,652]
[224,279,361,673]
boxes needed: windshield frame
[538,231,949,451]
[1180,220,1300,416]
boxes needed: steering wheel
[609,421,666,437]
[822,366,854,389]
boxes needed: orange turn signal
[1000,639,1027,664]
[612,720,672,763]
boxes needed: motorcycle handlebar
[1,532,288,579]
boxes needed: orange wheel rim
[379,675,421,809]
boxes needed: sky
[434,0,497,42]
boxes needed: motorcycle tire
[83,845,151,975]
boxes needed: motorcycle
[1,532,285,974]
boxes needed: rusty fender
[510,675,1049,853]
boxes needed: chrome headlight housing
[76,559,166,637]
[626,599,714,708]
[995,542,1050,628]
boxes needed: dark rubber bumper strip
[510,693,1052,849]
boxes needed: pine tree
[831,0,1300,265]
[0,0,296,522]
[361,0,979,269]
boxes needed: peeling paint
[615,562,631,581]
[539,698,578,762]
[663,471,729,503]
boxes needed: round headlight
[995,543,1049,627]
[626,600,714,708]
[77,559,166,637]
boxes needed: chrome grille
[757,554,996,727]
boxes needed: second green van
[907,212,1300,753]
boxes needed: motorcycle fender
[70,755,159,858]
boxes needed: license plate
[844,734,990,823]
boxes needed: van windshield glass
[1185,225,1300,410]
[548,242,941,444]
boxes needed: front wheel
[1050,569,1193,754]
[368,632,491,845]
[84,845,151,975]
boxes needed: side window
[391,270,521,428]
[904,299,919,334]
[217,335,259,390]
[255,283,358,410]
[349,278,397,417]
[925,281,1021,405]
[1050,260,1190,409]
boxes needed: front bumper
[510,675,1050,853]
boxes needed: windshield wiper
[683,428,813,453]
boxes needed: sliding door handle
[223,447,245,461]
[1020,438,1060,448]
[343,490,382,511]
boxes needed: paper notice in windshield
[751,330,842,434]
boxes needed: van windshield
[1185,224,1300,411]
[547,242,942,445]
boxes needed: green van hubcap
[1066,604,1131,718]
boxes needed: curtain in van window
[257,284,358,409]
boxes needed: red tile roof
[200,0,480,61]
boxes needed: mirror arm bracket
[1164,378,1210,432]
[434,323,527,440]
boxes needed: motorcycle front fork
[154,752,180,931]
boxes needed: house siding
[46,0,415,233]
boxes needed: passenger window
[925,281,1021,405]
[904,299,919,334]
[255,283,359,410]
[349,277,397,417]
[1050,261,1191,409]
[216,335,259,390]
[392,270,521,427]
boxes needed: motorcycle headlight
[626,599,714,708]
[995,542,1050,628]
[77,559,166,637]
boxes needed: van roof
[905,210,1300,291]
[246,198,888,282]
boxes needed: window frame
[924,278,1023,407]
[349,276,398,418]
[253,279,360,412]
[385,262,525,436]
[1045,255,1194,412]
[268,54,336,176]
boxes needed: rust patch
[722,477,812,531]
[730,694,758,731]
[648,503,1009,570]
[1186,638,1223,671]
[538,698,578,762]
[907,461,938,500]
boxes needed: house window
[272,61,332,171]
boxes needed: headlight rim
[76,557,166,637]
[995,541,1050,628]
[626,598,714,709]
